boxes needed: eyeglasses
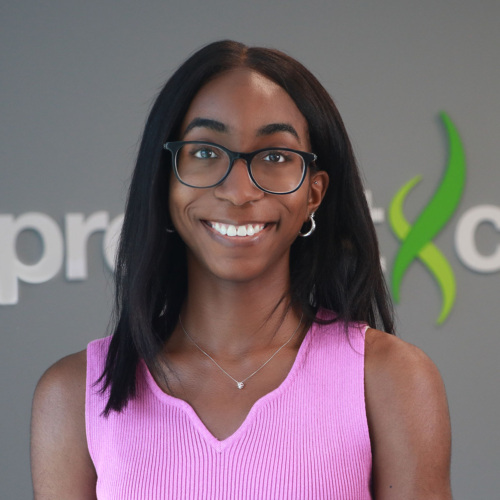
[163,141,317,195]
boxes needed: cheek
[168,186,179,224]
[168,182,190,233]
[168,182,207,242]
[287,188,312,224]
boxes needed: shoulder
[364,329,452,498]
[31,350,97,498]
[364,328,443,388]
[364,328,449,430]
[32,349,88,418]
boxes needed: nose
[214,158,264,205]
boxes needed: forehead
[180,68,309,146]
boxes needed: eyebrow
[183,118,227,137]
[182,118,300,142]
[257,123,299,141]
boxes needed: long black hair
[100,40,394,414]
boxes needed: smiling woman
[31,40,452,499]
[167,67,326,286]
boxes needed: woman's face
[169,68,328,285]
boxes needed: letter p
[0,213,63,305]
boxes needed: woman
[31,40,452,499]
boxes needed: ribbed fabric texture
[86,312,372,499]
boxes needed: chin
[210,264,269,284]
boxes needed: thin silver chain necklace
[178,314,303,390]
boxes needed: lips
[206,221,266,237]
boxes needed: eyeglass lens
[175,143,305,193]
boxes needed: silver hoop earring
[299,212,316,237]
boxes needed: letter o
[103,214,124,271]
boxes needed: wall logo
[1,113,499,309]
[389,112,466,324]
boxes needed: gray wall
[1,1,499,498]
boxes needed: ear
[306,170,329,218]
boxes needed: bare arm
[31,350,97,500]
[365,329,452,499]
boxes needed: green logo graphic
[389,112,466,324]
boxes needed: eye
[192,146,219,159]
[262,151,288,163]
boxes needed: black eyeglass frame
[163,141,317,195]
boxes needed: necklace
[178,313,303,390]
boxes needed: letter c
[455,205,500,273]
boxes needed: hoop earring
[299,212,316,237]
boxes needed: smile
[207,221,266,237]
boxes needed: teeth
[210,222,265,237]
[214,222,227,235]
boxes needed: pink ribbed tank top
[86,314,372,499]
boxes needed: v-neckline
[141,321,316,452]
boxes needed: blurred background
[1,1,499,498]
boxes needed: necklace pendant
[179,314,302,394]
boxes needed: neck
[174,262,300,356]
